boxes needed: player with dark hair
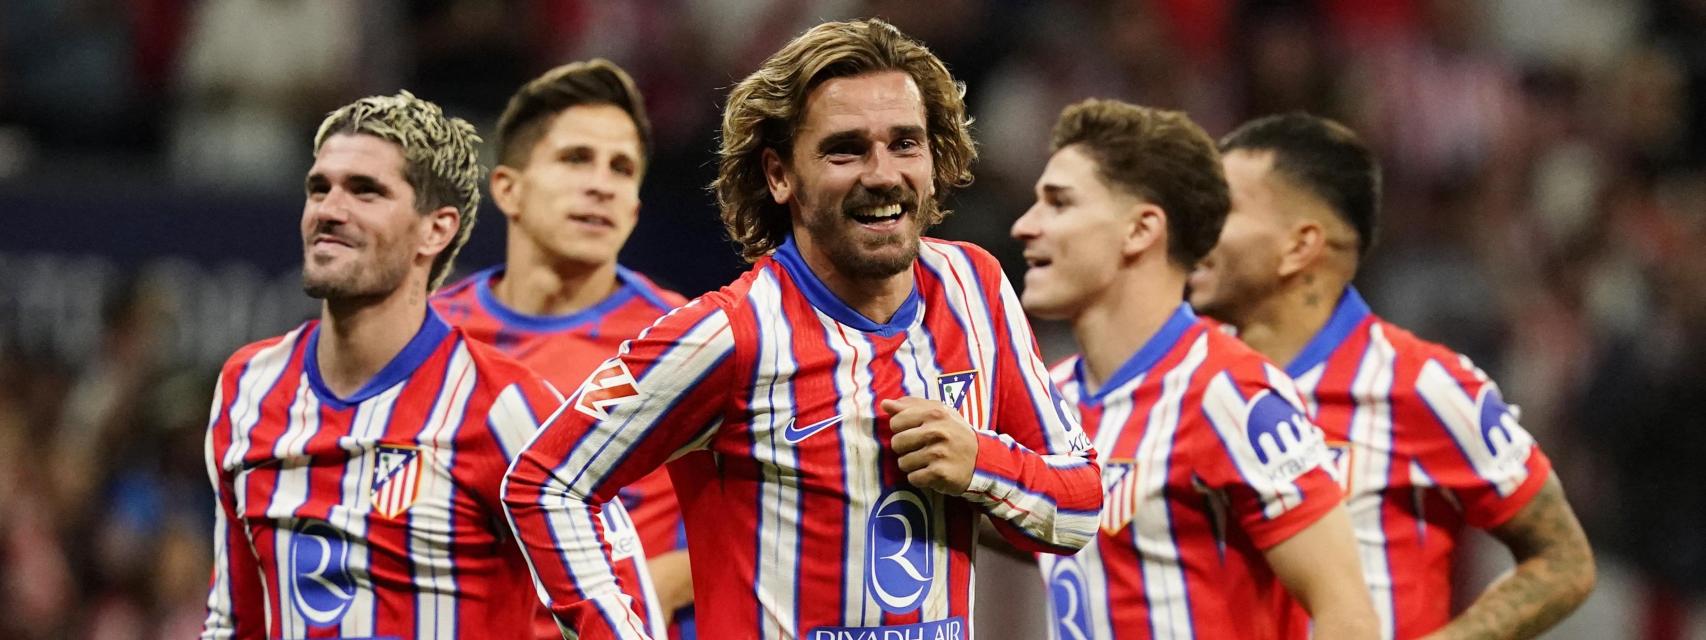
[201,92,635,639]
[1013,99,1377,640]
[432,59,687,639]
[502,18,1102,640]
[1189,112,1595,639]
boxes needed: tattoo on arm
[1426,474,1595,640]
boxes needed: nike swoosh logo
[781,414,844,445]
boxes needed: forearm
[962,432,1102,552]
[502,461,653,639]
[1423,543,1595,640]
[646,549,693,614]
[1426,475,1595,640]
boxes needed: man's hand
[882,397,980,494]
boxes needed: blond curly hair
[713,18,978,263]
[314,91,484,290]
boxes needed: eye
[892,138,924,155]
[561,147,594,165]
[611,158,638,177]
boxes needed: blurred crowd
[2,0,1704,638]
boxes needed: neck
[316,279,429,398]
[1234,270,1345,368]
[495,240,621,317]
[1073,260,1187,394]
[796,237,914,325]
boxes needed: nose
[585,166,619,203]
[305,188,352,227]
[1011,202,1042,241]
[860,146,903,191]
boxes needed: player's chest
[717,335,992,479]
[221,401,482,526]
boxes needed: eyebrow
[815,125,928,154]
[305,172,391,196]
[1040,183,1073,198]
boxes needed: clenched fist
[881,396,980,494]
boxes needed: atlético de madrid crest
[370,445,424,519]
[937,370,983,427]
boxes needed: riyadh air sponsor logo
[1244,389,1329,483]
[866,488,934,614]
[290,520,355,627]
[782,414,844,445]
[574,357,641,420]
[1048,558,1093,640]
[808,617,967,640]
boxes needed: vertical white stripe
[1133,336,1209,639]
[412,343,477,639]
[270,376,320,637]
[337,383,402,638]
[747,274,802,639]
[1088,388,1137,640]
[820,312,883,627]
[1348,324,1398,640]
[898,320,954,622]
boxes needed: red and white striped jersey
[1039,305,1344,640]
[1282,287,1552,639]
[433,264,688,637]
[200,311,655,639]
[504,236,1103,640]
[434,265,691,558]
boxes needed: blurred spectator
[167,0,376,189]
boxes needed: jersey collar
[1076,303,1198,404]
[773,235,921,337]
[305,308,451,410]
[473,265,648,333]
[1285,286,1372,378]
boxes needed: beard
[1191,258,1278,326]
[301,232,411,301]
[801,184,933,280]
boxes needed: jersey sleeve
[502,299,739,640]
[1406,352,1552,528]
[200,375,267,640]
[1197,367,1344,550]
[960,265,1102,554]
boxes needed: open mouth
[849,203,905,225]
[1024,254,1053,269]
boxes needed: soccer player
[200,92,649,639]
[1012,99,1378,640]
[1188,113,1595,639]
[431,59,688,637]
[502,18,1103,640]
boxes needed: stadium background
[2,0,1703,638]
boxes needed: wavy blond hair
[314,91,484,290]
[713,18,977,263]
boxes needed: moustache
[841,185,918,216]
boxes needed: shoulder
[619,267,692,312]
[1196,327,1310,410]
[453,330,564,403]
[1369,315,1496,394]
[918,238,1006,283]
[430,266,494,304]
[218,322,312,380]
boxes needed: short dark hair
[495,59,653,171]
[1051,98,1230,268]
[1219,113,1381,258]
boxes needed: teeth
[857,203,903,219]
